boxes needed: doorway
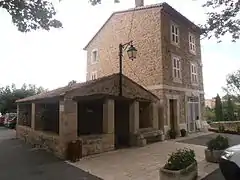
[169,99,178,132]
[187,97,200,132]
[114,100,130,148]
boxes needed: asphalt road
[0,127,102,180]
[179,133,240,180]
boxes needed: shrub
[168,129,177,139]
[207,135,229,151]
[180,129,187,137]
[218,125,225,133]
[164,148,196,171]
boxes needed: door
[188,102,200,132]
[169,99,177,131]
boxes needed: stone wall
[210,121,240,132]
[16,125,66,159]
[79,133,114,157]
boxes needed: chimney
[135,0,144,7]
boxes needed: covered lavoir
[16,73,163,159]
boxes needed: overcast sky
[0,0,239,99]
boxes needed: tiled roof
[16,74,117,103]
[16,73,159,103]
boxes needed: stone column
[149,102,159,129]
[59,99,78,142]
[31,103,35,129]
[17,104,20,125]
[34,103,42,131]
[103,99,114,134]
[129,101,139,134]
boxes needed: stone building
[16,74,162,159]
[84,1,205,134]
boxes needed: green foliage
[180,129,187,137]
[164,148,196,171]
[207,135,229,151]
[205,107,215,122]
[225,70,240,100]
[215,94,223,121]
[68,80,77,86]
[218,125,225,133]
[202,0,240,42]
[226,96,235,121]
[89,0,120,5]
[0,0,62,32]
[167,129,177,139]
[0,84,45,114]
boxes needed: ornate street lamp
[119,41,137,96]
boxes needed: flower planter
[159,162,198,180]
[205,148,224,163]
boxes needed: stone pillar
[34,103,42,131]
[59,99,78,142]
[17,104,20,125]
[129,101,139,134]
[103,99,114,134]
[149,102,159,129]
[31,103,35,129]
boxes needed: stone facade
[16,125,66,159]
[84,3,204,134]
[79,134,114,157]
[210,121,240,132]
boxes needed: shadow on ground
[0,138,102,180]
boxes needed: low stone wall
[210,121,240,131]
[16,125,66,159]
[79,133,114,157]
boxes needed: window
[91,71,97,80]
[172,55,182,82]
[91,49,98,64]
[171,23,179,45]
[191,63,198,84]
[189,33,196,54]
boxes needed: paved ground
[179,133,240,180]
[70,132,218,180]
[0,127,102,180]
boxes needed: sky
[0,0,239,99]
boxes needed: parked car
[4,113,17,128]
[7,116,16,129]
[0,116,5,126]
[220,145,240,179]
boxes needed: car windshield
[6,113,16,119]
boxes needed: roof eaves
[161,2,201,33]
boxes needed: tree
[68,80,77,86]
[89,0,120,5]
[0,83,46,114]
[224,70,240,102]
[226,96,235,121]
[215,94,223,121]
[0,0,62,32]
[202,0,240,42]
[205,107,216,122]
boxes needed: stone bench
[132,128,164,147]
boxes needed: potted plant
[167,129,177,139]
[160,148,198,180]
[205,135,229,163]
[180,129,187,137]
